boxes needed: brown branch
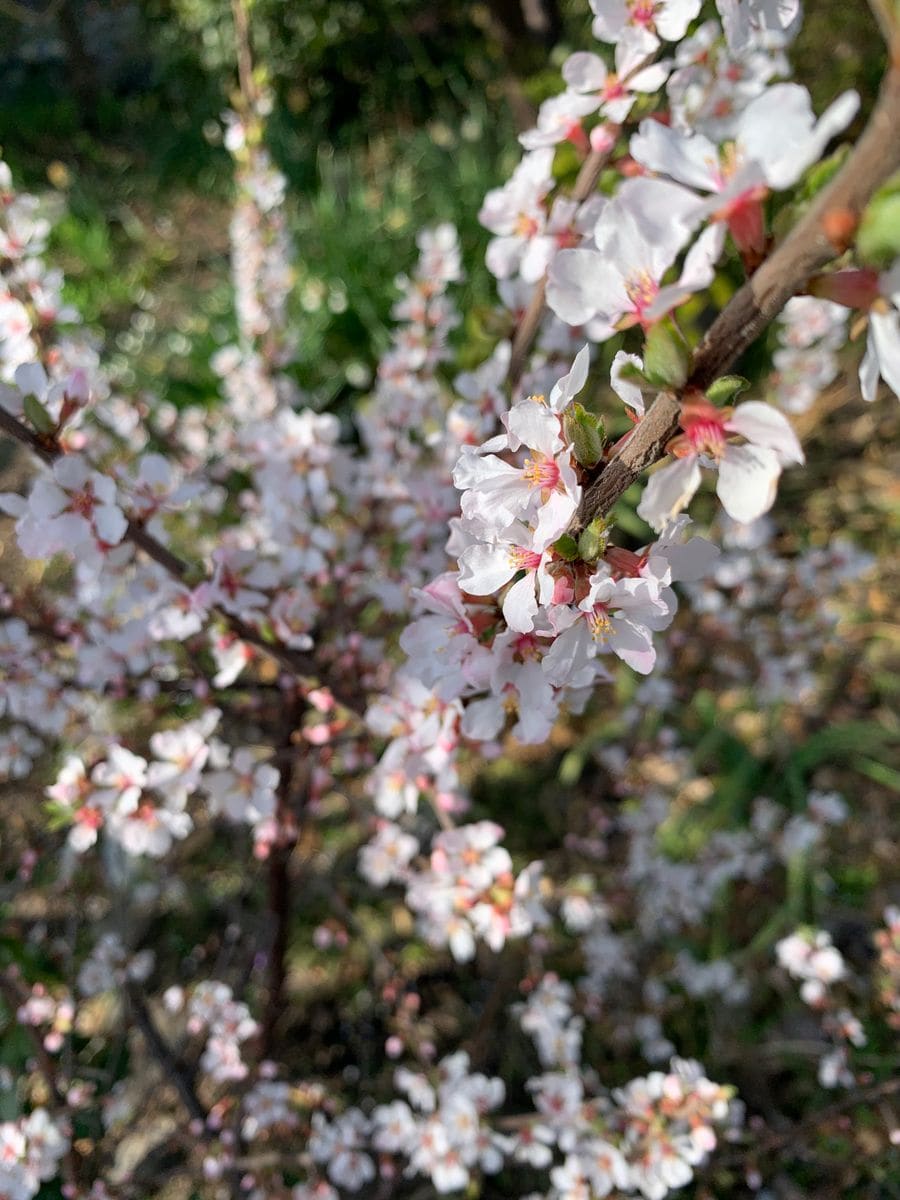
[231,0,259,112]
[125,983,209,1128]
[716,1075,900,1168]
[0,408,363,712]
[260,696,309,1056]
[571,61,900,534]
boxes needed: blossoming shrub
[1,1,899,1198]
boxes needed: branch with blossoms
[571,53,900,534]
[0,402,366,712]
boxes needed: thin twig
[261,695,309,1056]
[716,1075,900,1167]
[125,983,209,1128]
[0,407,363,711]
[231,0,259,112]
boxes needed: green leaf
[857,186,900,267]
[616,361,651,386]
[706,375,750,406]
[789,721,892,773]
[23,394,55,435]
[854,756,900,793]
[643,318,690,388]
[552,534,580,561]
[797,144,850,202]
[563,402,606,468]
[577,517,609,562]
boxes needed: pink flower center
[683,410,727,458]
[602,76,627,102]
[523,454,561,491]
[587,605,613,642]
[75,806,103,830]
[629,0,658,27]
[515,212,541,239]
[554,225,580,250]
[68,485,96,519]
[512,632,540,660]
[508,546,543,571]
[624,271,659,325]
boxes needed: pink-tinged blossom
[309,1110,375,1193]
[406,822,548,960]
[453,398,581,544]
[369,1052,509,1193]
[562,28,671,125]
[582,1139,633,1196]
[399,573,494,700]
[148,581,212,641]
[547,179,719,337]
[1,454,127,559]
[718,0,803,53]
[457,520,557,634]
[520,90,602,152]
[0,1110,69,1200]
[544,571,668,681]
[45,756,114,853]
[124,453,203,521]
[590,0,702,45]
[630,83,858,254]
[638,397,804,529]
[666,19,789,140]
[358,822,419,888]
[776,927,846,1005]
[479,148,556,280]
[241,1081,297,1139]
[209,547,281,619]
[6,361,76,426]
[858,261,900,403]
[107,797,192,858]
[460,650,562,746]
[146,708,220,801]
[204,748,279,825]
[211,634,253,687]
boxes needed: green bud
[643,318,690,388]
[564,402,606,468]
[256,619,277,644]
[798,145,850,202]
[706,375,750,406]
[552,533,580,561]
[857,187,900,268]
[23,394,55,435]
[578,517,609,563]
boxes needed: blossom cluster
[776,927,867,1088]
[0,1110,70,1200]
